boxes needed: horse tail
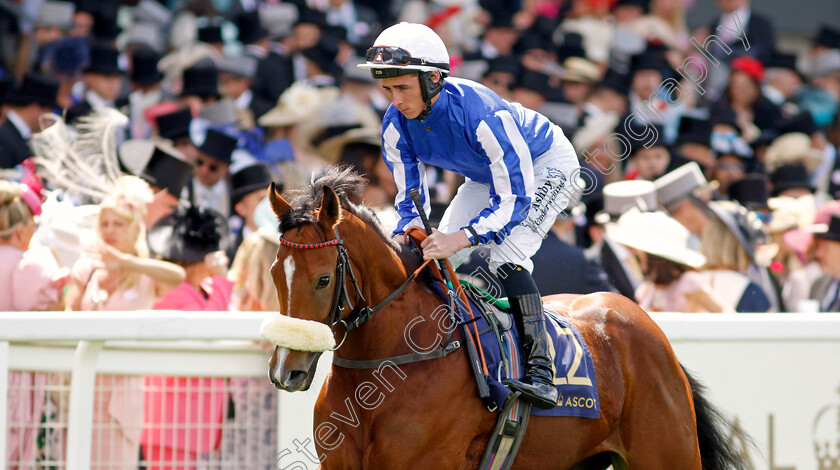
[681,364,750,470]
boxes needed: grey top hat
[132,0,172,27]
[219,55,258,80]
[36,1,75,30]
[654,161,717,208]
[198,99,239,126]
[595,180,657,224]
[122,22,165,53]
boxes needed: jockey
[360,23,581,409]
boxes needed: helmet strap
[416,71,444,121]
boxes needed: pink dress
[72,256,158,469]
[635,271,706,312]
[142,276,232,470]
[1,246,67,470]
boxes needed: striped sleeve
[382,120,431,235]
[467,110,535,245]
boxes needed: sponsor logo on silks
[544,167,567,181]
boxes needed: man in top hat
[627,48,670,124]
[237,10,294,105]
[0,73,59,169]
[558,56,600,121]
[578,69,629,128]
[624,124,673,181]
[154,108,197,164]
[301,38,342,88]
[705,0,775,62]
[197,19,225,56]
[511,69,553,116]
[809,215,840,312]
[674,115,715,178]
[122,49,170,139]
[179,60,221,115]
[811,25,840,58]
[229,162,275,255]
[710,129,755,198]
[762,51,803,112]
[192,129,238,217]
[480,55,519,101]
[218,54,272,127]
[586,180,658,302]
[728,173,770,213]
[66,44,125,124]
[769,163,814,199]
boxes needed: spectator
[66,45,125,124]
[192,129,238,217]
[809,215,840,312]
[0,73,59,169]
[710,128,754,197]
[219,54,272,127]
[143,205,231,468]
[229,162,275,255]
[178,61,221,116]
[705,0,775,62]
[154,107,198,164]
[674,115,715,178]
[481,55,519,101]
[124,49,169,140]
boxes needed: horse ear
[318,185,341,228]
[268,182,291,219]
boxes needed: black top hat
[180,63,220,99]
[92,11,121,40]
[595,68,630,95]
[627,123,666,155]
[236,10,268,44]
[155,108,192,141]
[767,51,798,71]
[676,116,711,147]
[130,49,163,86]
[614,0,650,12]
[296,6,326,28]
[630,49,665,74]
[198,23,224,44]
[8,73,59,108]
[488,13,514,29]
[484,55,520,77]
[710,106,743,135]
[814,215,840,243]
[813,24,840,49]
[775,111,819,136]
[302,39,341,78]
[555,32,586,62]
[198,128,237,164]
[231,163,274,206]
[84,45,123,75]
[514,31,553,55]
[769,162,814,197]
[149,205,231,263]
[728,174,769,210]
[514,69,550,94]
[140,145,195,197]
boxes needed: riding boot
[502,293,559,409]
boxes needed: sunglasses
[196,158,221,173]
[365,46,449,70]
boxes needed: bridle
[277,224,422,352]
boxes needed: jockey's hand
[420,228,471,260]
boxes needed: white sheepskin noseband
[260,314,337,352]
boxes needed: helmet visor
[365,46,449,71]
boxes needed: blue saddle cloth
[430,283,600,418]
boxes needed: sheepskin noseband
[260,313,337,352]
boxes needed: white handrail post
[66,340,104,470]
[0,341,9,470]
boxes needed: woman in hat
[64,176,186,468]
[0,179,68,468]
[142,205,232,469]
[607,209,728,313]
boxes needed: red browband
[277,237,341,250]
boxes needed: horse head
[261,170,406,391]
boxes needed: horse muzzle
[269,347,322,392]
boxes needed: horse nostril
[288,370,307,385]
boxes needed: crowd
[0,0,839,466]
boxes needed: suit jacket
[592,238,639,303]
[809,275,840,312]
[0,119,32,169]
[250,51,294,104]
[708,10,775,61]
[532,231,615,296]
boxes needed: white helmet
[358,22,450,77]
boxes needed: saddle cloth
[429,281,600,418]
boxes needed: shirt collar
[235,89,253,110]
[6,110,31,139]
[85,90,113,109]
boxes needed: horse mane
[277,165,423,269]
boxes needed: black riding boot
[502,293,559,409]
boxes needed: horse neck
[337,221,443,361]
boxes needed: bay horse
[265,168,746,470]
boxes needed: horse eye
[316,276,331,289]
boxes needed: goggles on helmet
[365,46,449,71]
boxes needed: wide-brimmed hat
[814,215,840,243]
[654,161,718,208]
[198,128,237,164]
[258,82,338,127]
[155,107,192,141]
[149,205,231,263]
[231,163,275,206]
[606,209,706,268]
[180,62,220,99]
[767,194,816,234]
[119,139,194,197]
[769,163,814,197]
[8,73,59,108]
[559,57,600,84]
[764,132,823,173]
[316,126,381,164]
[728,174,769,211]
[595,180,658,224]
[130,49,163,86]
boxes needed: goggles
[365,46,449,71]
